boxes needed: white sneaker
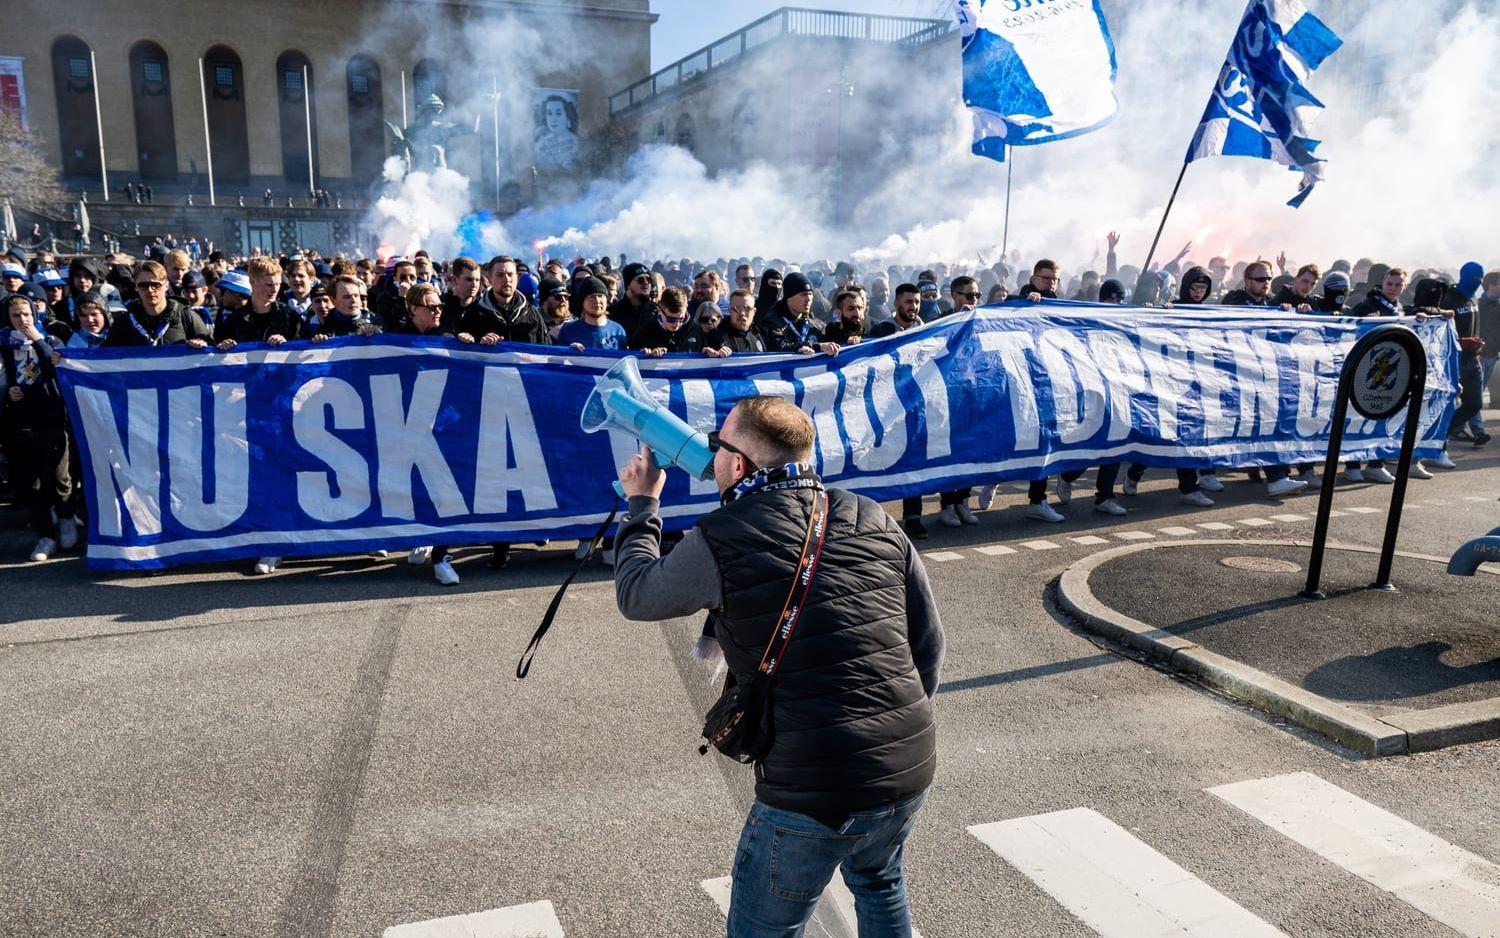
[1344,467,1365,483]
[1055,478,1073,505]
[433,554,460,585]
[58,516,79,550]
[1364,466,1395,484]
[956,503,979,525]
[1180,490,1215,507]
[408,545,433,565]
[937,505,962,528]
[976,485,997,510]
[29,537,57,562]
[1122,477,1138,496]
[1026,501,1065,523]
[1301,472,1323,491]
[1094,498,1127,516]
[1430,451,1457,470]
[1266,478,1309,498]
[1409,461,1433,480]
[1198,474,1225,492]
[601,547,616,566]
[253,556,281,575]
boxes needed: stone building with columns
[0,0,654,253]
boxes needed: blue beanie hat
[218,270,252,297]
[1457,262,1484,299]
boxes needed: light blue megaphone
[580,356,715,498]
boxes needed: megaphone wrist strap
[516,500,620,680]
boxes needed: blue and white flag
[56,305,1456,570]
[1187,0,1343,207]
[956,0,1118,162]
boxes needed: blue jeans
[728,791,927,937]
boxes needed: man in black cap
[178,268,217,333]
[609,262,657,336]
[537,277,573,340]
[757,272,839,355]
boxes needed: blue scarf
[722,461,821,505]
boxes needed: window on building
[350,73,369,94]
[68,57,90,80]
[283,70,302,93]
[142,61,163,83]
[246,220,275,255]
[215,65,234,87]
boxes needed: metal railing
[609,6,954,116]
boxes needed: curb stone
[1056,538,1500,757]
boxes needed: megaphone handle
[651,448,673,469]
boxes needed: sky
[648,0,953,71]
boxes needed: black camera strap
[516,501,619,680]
[756,490,830,679]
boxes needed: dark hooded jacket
[757,299,826,352]
[459,288,549,345]
[1177,267,1214,305]
[754,269,783,317]
[215,300,307,345]
[103,297,214,347]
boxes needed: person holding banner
[2,293,75,561]
[213,258,306,351]
[612,395,942,936]
[103,261,214,350]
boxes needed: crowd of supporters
[2,239,1494,578]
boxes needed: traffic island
[1056,539,1500,756]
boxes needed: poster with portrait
[532,88,581,169]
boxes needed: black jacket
[823,319,867,346]
[1348,289,1401,318]
[214,301,307,345]
[1478,295,1500,353]
[315,312,379,338]
[698,486,937,813]
[707,323,766,354]
[628,318,706,354]
[1,331,65,429]
[1274,285,1319,308]
[104,298,214,347]
[608,295,656,337]
[459,290,549,345]
[1219,289,1272,307]
[757,303,825,352]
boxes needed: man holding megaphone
[612,394,944,936]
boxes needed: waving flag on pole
[956,0,1118,163]
[1187,0,1343,207]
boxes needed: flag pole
[1001,147,1014,260]
[197,58,217,207]
[303,65,316,198]
[1141,162,1188,275]
[88,50,109,202]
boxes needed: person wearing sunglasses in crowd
[629,286,707,356]
[103,260,213,348]
[704,289,765,357]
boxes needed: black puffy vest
[697,486,936,813]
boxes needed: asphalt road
[3,422,1499,937]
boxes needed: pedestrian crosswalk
[382,772,1498,937]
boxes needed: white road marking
[703,874,926,937]
[1071,536,1111,545]
[974,544,1018,556]
[1022,540,1062,551]
[1268,514,1308,523]
[1326,509,1350,517]
[925,551,966,562]
[1159,527,1198,537]
[1236,518,1275,527]
[970,808,1287,937]
[1464,496,1490,502]
[1196,522,1235,532]
[1346,506,1382,514]
[1209,771,1500,938]
[384,901,565,938]
[1115,531,1155,541]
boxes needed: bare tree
[0,111,68,214]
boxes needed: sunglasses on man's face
[135,280,165,291]
[956,291,980,300]
[1248,275,1272,283]
[707,431,754,466]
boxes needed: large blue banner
[57,302,1459,570]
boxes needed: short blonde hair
[246,256,281,281]
[733,396,815,463]
[133,260,166,281]
[165,249,190,269]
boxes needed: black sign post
[1302,323,1428,599]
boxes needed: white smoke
[372,157,478,259]
[363,0,1499,276]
